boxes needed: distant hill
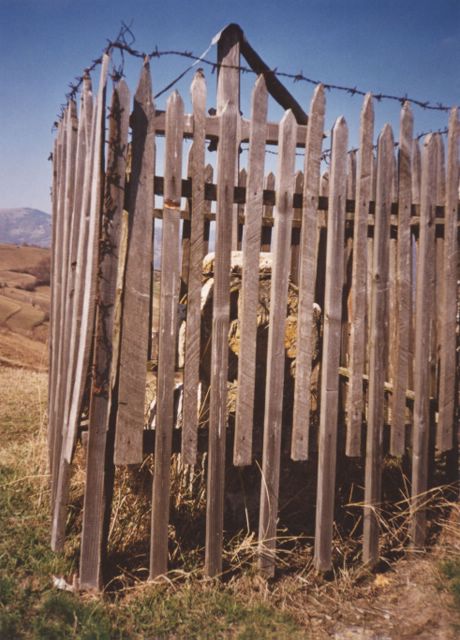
[0,208,51,248]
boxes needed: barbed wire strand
[62,23,455,120]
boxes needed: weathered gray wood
[49,120,64,477]
[291,84,325,461]
[433,138,446,404]
[290,170,304,284]
[257,110,297,577]
[261,172,275,251]
[65,55,110,466]
[52,101,78,507]
[205,102,239,577]
[79,80,130,591]
[182,70,207,464]
[150,91,185,579]
[363,124,394,566]
[115,61,156,465]
[233,75,268,466]
[51,81,93,551]
[411,134,438,547]
[437,108,459,452]
[236,167,247,250]
[390,103,413,456]
[313,116,348,572]
[345,94,374,457]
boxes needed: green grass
[440,557,460,608]
[0,367,309,639]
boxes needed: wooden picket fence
[48,25,459,590]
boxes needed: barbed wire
[63,23,455,120]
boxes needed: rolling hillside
[0,208,51,247]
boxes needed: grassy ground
[1,365,459,639]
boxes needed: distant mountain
[0,208,51,248]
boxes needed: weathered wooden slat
[345,94,374,457]
[313,116,348,572]
[363,124,394,566]
[182,70,207,464]
[437,108,459,452]
[51,82,93,551]
[233,75,268,466]
[49,120,64,475]
[411,134,438,547]
[79,80,130,591]
[257,110,297,577]
[236,167,247,250]
[291,85,325,461]
[390,103,414,456]
[204,102,239,577]
[290,170,304,284]
[64,55,110,465]
[115,61,156,465]
[433,137,446,403]
[150,91,185,579]
[51,101,78,506]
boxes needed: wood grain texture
[346,94,374,457]
[390,103,413,455]
[115,61,156,465]
[233,75,268,466]
[79,80,130,590]
[257,109,297,577]
[182,70,207,464]
[261,172,275,251]
[313,116,348,572]
[437,108,459,452]
[411,134,438,547]
[65,55,110,465]
[205,102,238,577]
[291,84,325,461]
[363,124,394,566]
[150,91,184,579]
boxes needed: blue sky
[0,0,458,213]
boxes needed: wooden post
[257,110,297,577]
[437,108,458,452]
[390,103,413,455]
[79,80,130,590]
[411,134,439,547]
[363,124,394,566]
[343,96,373,457]
[204,102,238,577]
[115,60,156,465]
[182,70,207,464]
[314,117,348,572]
[291,84,325,461]
[150,91,184,579]
[233,75,268,467]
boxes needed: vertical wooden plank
[237,167,247,249]
[291,84,325,461]
[182,70,207,464]
[204,102,239,577]
[390,103,414,455]
[411,134,438,546]
[51,101,78,504]
[433,138,446,400]
[48,133,59,465]
[216,25,240,252]
[48,119,64,475]
[261,172,275,251]
[51,81,93,550]
[363,124,394,566]
[438,108,459,452]
[64,55,110,464]
[115,61,155,465]
[79,80,131,590]
[150,91,184,579]
[345,94,374,457]
[233,75,268,467]
[257,110,297,577]
[313,117,348,572]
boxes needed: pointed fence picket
[48,52,458,589]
